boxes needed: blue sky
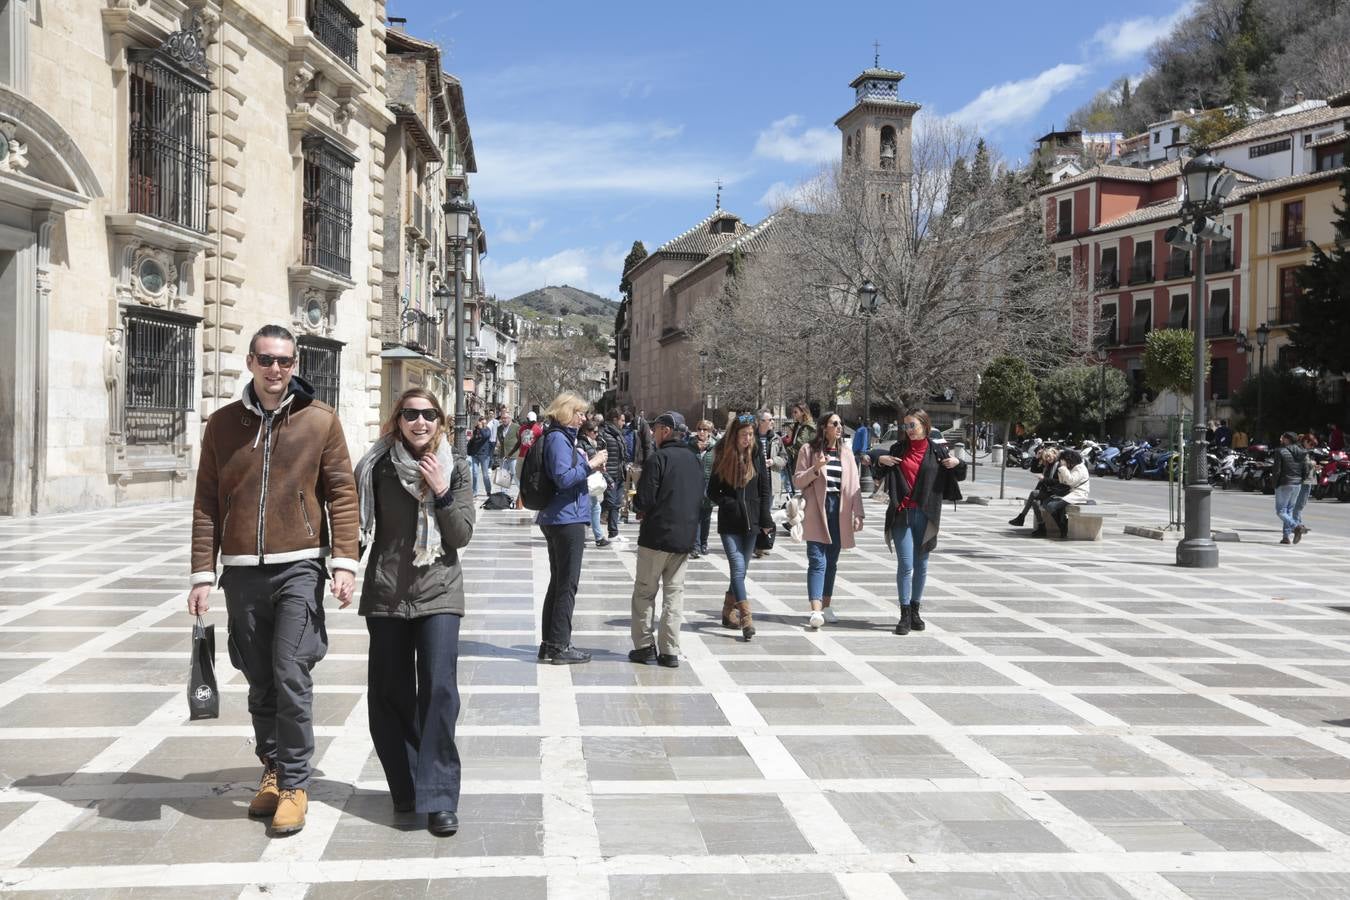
[389,0,1194,300]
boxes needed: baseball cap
[654,411,686,431]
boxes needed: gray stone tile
[1011,660,1164,686]
[117,735,320,785]
[1165,871,1350,899]
[1,691,170,728]
[827,633,960,656]
[1272,790,1350,832]
[975,735,1177,778]
[1157,662,1322,688]
[1079,693,1262,726]
[306,878,547,900]
[1233,693,1350,729]
[458,692,539,727]
[927,616,1040,634]
[583,736,758,781]
[780,734,975,779]
[1090,636,1231,658]
[749,691,909,726]
[718,658,859,685]
[870,660,1015,687]
[577,693,728,727]
[917,692,1087,726]
[593,793,703,855]
[321,793,544,859]
[687,793,813,854]
[830,791,1065,853]
[1216,637,1345,658]
[10,609,142,627]
[0,629,96,651]
[892,871,1133,899]
[49,657,192,686]
[609,874,845,900]
[960,635,1101,657]
[1158,735,1350,779]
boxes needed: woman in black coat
[353,388,475,837]
[707,413,773,640]
[870,408,965,636]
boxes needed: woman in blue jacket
[535,391,608,664]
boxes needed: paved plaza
[2,492,1350,899]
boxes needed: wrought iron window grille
[123,306,199,445]
[307,0,361,69]
[297,336,342,408]
[302,134,355,278]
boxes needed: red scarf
[898,439,928,510]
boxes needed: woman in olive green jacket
[354,388,474,838]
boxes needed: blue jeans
[806,493,842,600]
[780,467,794,497]
[891,507,929,606]
[1274,484,1300,539]
[589,496,605,542]
[1293,483,1312,527]
[471,455,492,494]
[721,531,758,603]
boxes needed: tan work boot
[721,592,740,629]
[737,601,755,641]
[247,765,279,819]
[271,788,307,834]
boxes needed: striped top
[823,447,842,493]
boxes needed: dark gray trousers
[366,613,462,813]
[222,559,329,789]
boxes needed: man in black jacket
[628,411,702,668]
[599,410,629,540]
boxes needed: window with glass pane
[1211,356,1229,399]
[1208,288,1231,335]
[302,135,355,278]
[297,336,341,408]
[1168,294,1189,329]
[1282,200,1304,246]
[128,46,209,232]
[123,306,198,445]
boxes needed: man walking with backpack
[514,411,544,510]
[186,324,358,836]
[628,412,703,668]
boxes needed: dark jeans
[366,613,462,814]
[222,559,329,789]
[1043,498,1070,536]
[805,493,842,599]
[601,482,623,537]
[696,505,712,550]
[541,523,585,649]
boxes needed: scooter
[1133,444,1176,480]
[1210,448,1240,488]
[1241,444,1275,494]
[1117,440,1149,479]
[1313,448,1350,500]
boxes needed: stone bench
[1038,502,1115,541]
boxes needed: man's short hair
[249,324,296,355]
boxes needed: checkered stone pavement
[2,495,1350,899]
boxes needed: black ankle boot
[894,605,912,635]
[910,601,926,632]
[1008,515,1025,527]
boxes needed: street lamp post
[857,279,880,494]
[441,192,475,454]
[698,349,709,423]
[1172,150,1235,569]
[1255,322,1270,444]
[1094,345,1108,441]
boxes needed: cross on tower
[873,41,880,67]
[715,179,722,210]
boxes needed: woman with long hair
[535,391,608,663]
[354,388,475,836]
[871,408,965,635]
[793,412,864,629]
[707,412,773,640]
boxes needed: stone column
[30,209,56,514]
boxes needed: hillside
[503,285,618,320]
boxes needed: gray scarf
[354,434,455,567]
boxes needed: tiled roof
[1208,105,1350,149]
[1332,87,1350,108]
[1236,165,1350,196]
[1043,159,1181,193]
[669,215,781,289]
[849,67,905,87]
[1307,130,1349,150]
[653,210,745,257]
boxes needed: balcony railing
[1128,262,1154,285]
[1165,257,1192,280]
[1205,310,1233,336]
[1271,227,1305,253]
[308,0,360,69]
[1269,301,1299,326]
[1205,249,1234,272]
[403,307,440,357]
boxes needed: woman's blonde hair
[543,391,589,425]
[381,388,448,453]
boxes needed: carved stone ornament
[0,120,29,174]
[333,97,353,127]
[294,288,333,336]
[129,244,179,308]
[287,61,317,98]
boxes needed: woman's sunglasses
[903,421,924,431]
[399,408,441,423]
[737,414,755,424]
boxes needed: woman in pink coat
[793,412,865,629]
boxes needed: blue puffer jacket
[535,425,592,526]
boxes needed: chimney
[1294,88,1305,104]
[388,16,407,31]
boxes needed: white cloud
[753,115,838,164]
[951,63,1088,129]
[470,120,739,200]
[757,172,829,212]
[495,217,547,245]
[482,245,626,300]
[1089,3,1194,62]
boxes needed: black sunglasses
[253,353,295,369]
[399,408,441,423]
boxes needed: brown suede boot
[247,765,280,819]
[721,592,741,629]
[737,601,755,641]
[271,788,307,834]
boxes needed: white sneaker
[808,610,824,629]
[822,608,839,624]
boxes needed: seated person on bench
[1042,448,1090,538]
[1008,448,1062,536]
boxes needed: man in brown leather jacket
[186,324,359,835]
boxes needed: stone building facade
[0,1,505,516]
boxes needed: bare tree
[515,333,608,411]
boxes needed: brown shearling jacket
[190,376,359,584]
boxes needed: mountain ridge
[503,285,618,320]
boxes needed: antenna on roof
[873,40,881,68]
[715,179,722,210]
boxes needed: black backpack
[481,492,513,510]
[519,425,573,510]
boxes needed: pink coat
[792,443,865,549]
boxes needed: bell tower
[836,57,920,214]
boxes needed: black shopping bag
[187,615,219,720]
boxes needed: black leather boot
[894,605,912,635]
[910,601,926,632]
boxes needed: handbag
[587,470,607,500]
[187,615,219,720]
[492,466,514,489]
